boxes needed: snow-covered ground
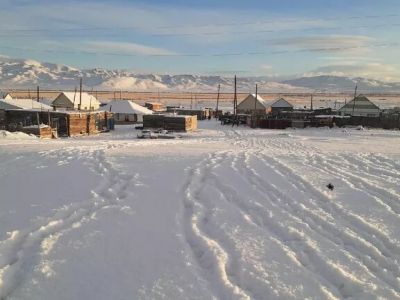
[1,122,400,300]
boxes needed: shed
[145,102,164,112]
[237,94,293,115]
[102,100,153,123]
[52,92,101,111]
[338,95,380,117]
[1,109,113,137]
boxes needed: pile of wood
[143,114,197,132]
[175,108,211,120]
[67,111,112,137]
[68,113,88,136]
[21,126,54,139]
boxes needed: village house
[237,94,293,115]
[103,100,153,124]
[339,95,381,117]
[0,92,13,100]
[52,92,101,111]
[0,98,53,110]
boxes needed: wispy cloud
[304,62,400,82]
[267,35,374,54]
[83,41,177,56]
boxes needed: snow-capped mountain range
[1,57,400,93]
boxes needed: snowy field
[1,122,400,300]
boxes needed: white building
[0,98,52,110]
[52,92,101,111]
[0,93,13,100]
[237,94,293,114]
[339,95,380,117]
[103,100,153,123]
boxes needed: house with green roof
[338,95,380,117]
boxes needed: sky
[1,0,400,81]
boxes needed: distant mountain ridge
[1,57,400,93]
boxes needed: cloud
[82,41,177,56]
[267,35,374,54]
[304,62,400,82]
[260,64,273,70]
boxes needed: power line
[1,42,399,58]
[0,13,398,35]
[1,22,400,39]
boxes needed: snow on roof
[102,100,153,115]
[247,94,293,109]
[0,99,52,110]
[56,92,101,106]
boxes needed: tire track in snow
[0,147,138,299]
[230,151,376,298]
[242,151,400,297]
[253,152,400,295]
[260,153,400,256]
[228,130,400,297]
[316,154,400,201]
[182,151,251,300]
[304,153,400,221]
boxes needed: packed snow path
[0,123,400,299]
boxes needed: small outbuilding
[52,92,101,111]
[145,102,164,112]
[339,95,380,117]
[102,100,153,124]
[237,94,293,115]
[1,109,113,137]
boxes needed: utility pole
[253,84,258,128]
[310,94,313,111]
[216,84,220,119]
[255,84,258,112]
[120,90,122,100]
[190,93,193,110]
[36,86,39,102]
[234,75,237,116]
[352,84,358,116]
[73,87,77,108]
[79,78,82,111]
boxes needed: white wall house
[52,92,101,111]
[339,95,380,117]
[102,100,153,123]
[0,93,13,100]
[0,98,52,110]
[237,94,293,114]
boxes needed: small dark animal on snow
[326,183,334,191]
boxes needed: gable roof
[239,94,293,109]
[54,92,101,107]
[0,99,52,110]
[102,100,153,115]
[339,94,380,111]
[1,92,13,100]
[269,97,294,108]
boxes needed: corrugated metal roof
[339,95,380,111]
